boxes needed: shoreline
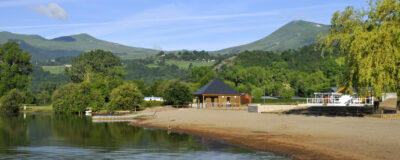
[130,119,357,160]
[129,108,400,160]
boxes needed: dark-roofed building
[193,78,241,108]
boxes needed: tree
[38,82,60,95]
[108,82,143,112]
[280,86,295,99]
[52,82,105,114]
[36,90,51,105]
[163,80,192,105]
[189,66,217,86]
[0,42,32,97]
[319,0,400,107]
[0,89,24,113]
[251,88,264,99]
[66,50,125,83]
[145,81,162,97]
[222,65,245,87]
[52,83,80,114]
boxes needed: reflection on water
[0,113,289,159]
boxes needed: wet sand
[130,108,400,160]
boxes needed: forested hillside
[216,45,343,98]
[29,44,342,99]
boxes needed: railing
[307,98,341,104]
[192,102,239,108]
[306,97,374,106]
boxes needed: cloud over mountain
[30,3,68,20]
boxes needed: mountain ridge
[212,20,330,54]
[0,31,159,60]
[0,20,330,60]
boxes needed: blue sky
[0,0,367,51]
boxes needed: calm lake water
[0,113,289,160]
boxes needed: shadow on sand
[283,106,383,117]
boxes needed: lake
[0,113,289,159]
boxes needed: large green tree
[108,82,143,112]
[319,0,400,106]
[163,80,192,105]
[52,82,105,114]
[66,50,125,83]
[0,42,32,97]
[189,66,217,86]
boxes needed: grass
[165,60,215,69]
[22,105,52,112]
[145,60,215,69]
[42,66,66,74]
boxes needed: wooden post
[202,95,205,108]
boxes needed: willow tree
[319,0,400,107]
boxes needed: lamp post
[263,85,265,104]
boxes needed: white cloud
[30,3,68,20]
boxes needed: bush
[52,83,80,114]
[163,80,192,105]
[280,87,295,99]
[0,89,24,113]
[108,82,143,112]
[52,82,105,114]
[22,90,35,104]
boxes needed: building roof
[193,78,240,95]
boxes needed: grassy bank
[22,105,52,112]
[42,66,65,74]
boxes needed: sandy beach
[130,108,400,160]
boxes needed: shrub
[0,89,24,113]
[108,82,143,112]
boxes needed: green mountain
[213,20,330,55]
[0,31,159,60]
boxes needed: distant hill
[213,20,330,55]
[0,32,159,60]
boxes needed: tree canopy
[0,89,24,113]
[0,42,32,97]
[66,50,125,83]
[108,82,143,112]
[319,0,400,100]
[163,80,192,105]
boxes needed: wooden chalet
[193,78,241,108]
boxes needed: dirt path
[130,108,400,160]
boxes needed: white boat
[305,88,374,106]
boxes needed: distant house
[193,78,241,108]
[144,96,164,101]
